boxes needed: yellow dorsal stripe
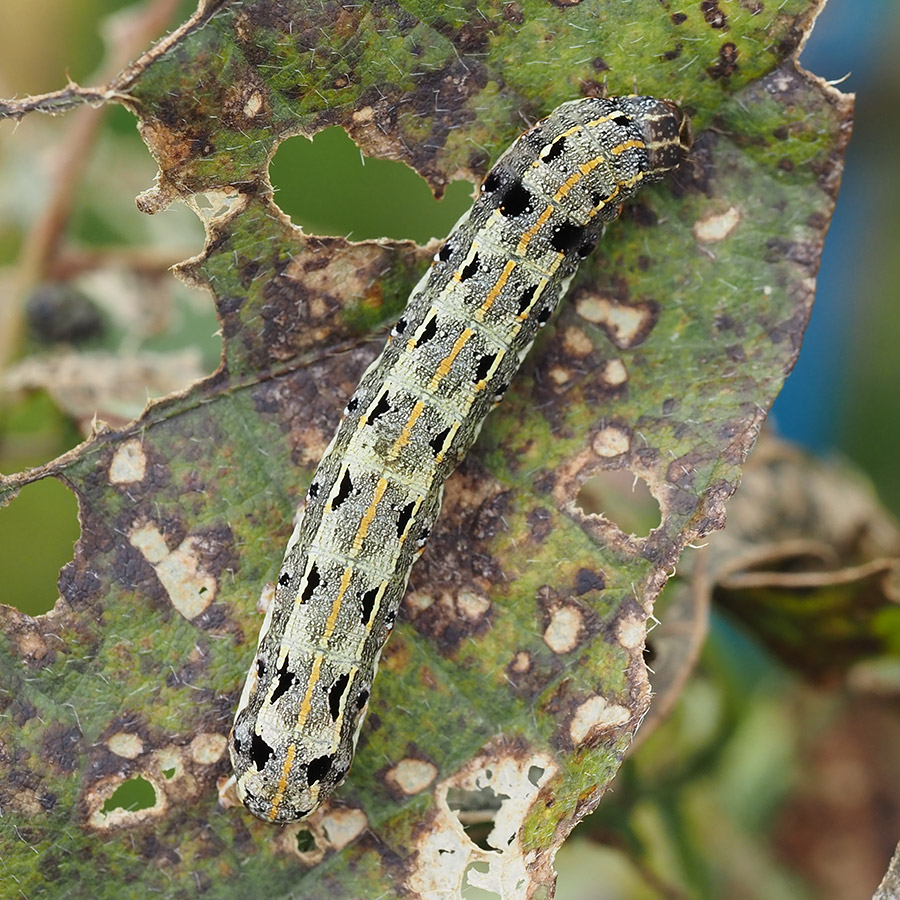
[428,328,475,392]
[475,259,516,322]
[321,567,355,644]
[352,477,389,553]
[267,743,297,821]
[516,205,555,256]
[295,655,323,729]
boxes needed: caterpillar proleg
[230,96,691,823]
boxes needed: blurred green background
[1,2,898,898]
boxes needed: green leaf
[0,1,851,898]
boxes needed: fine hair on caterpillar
[230,95,691,824]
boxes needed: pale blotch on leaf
[562,325,593,357]
[574,295,651,348]
[243,90,264,118]
[186,190,247,226]
[568,696,632,746]
[693,205,742,243]
[109,439,147,485]
[410,746,557,899]
[154,747,183,781]
[351,106,375,124]
[601,358,628,387]
[15,629,52,662]
[509,651,531,674]
[320,808,369,852]
[543,605,584,655]
[107,732,144,759]
[456,590,490,621]
[189,733,227,766]
[405,590,434,614]
[592,425,631,458]
[385,758,439,797]
[128,523,216,619]
[278,808,368,862]
[616,613,646,651]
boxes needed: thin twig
[2,0,183,370]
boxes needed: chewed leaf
[0,2,851,899]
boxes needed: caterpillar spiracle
[230,95,691,823]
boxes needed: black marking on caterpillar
[230,95,691,823]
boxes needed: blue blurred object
[772,0,895,450]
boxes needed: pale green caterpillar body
[230,95,691,823]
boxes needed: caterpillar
[230,95,691,823]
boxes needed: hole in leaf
[447,784,509,852]
[269,126,473,242]
[295,828,316,853]
[462,862,501,900]
[101,775,156,814]
[526,765,544,787]
[0,452,80,616]
[575,469,660,537]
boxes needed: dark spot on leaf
[707,42,738,79]
[700,1,727,28]
[575,569,605,595]
[663,43,683,61]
